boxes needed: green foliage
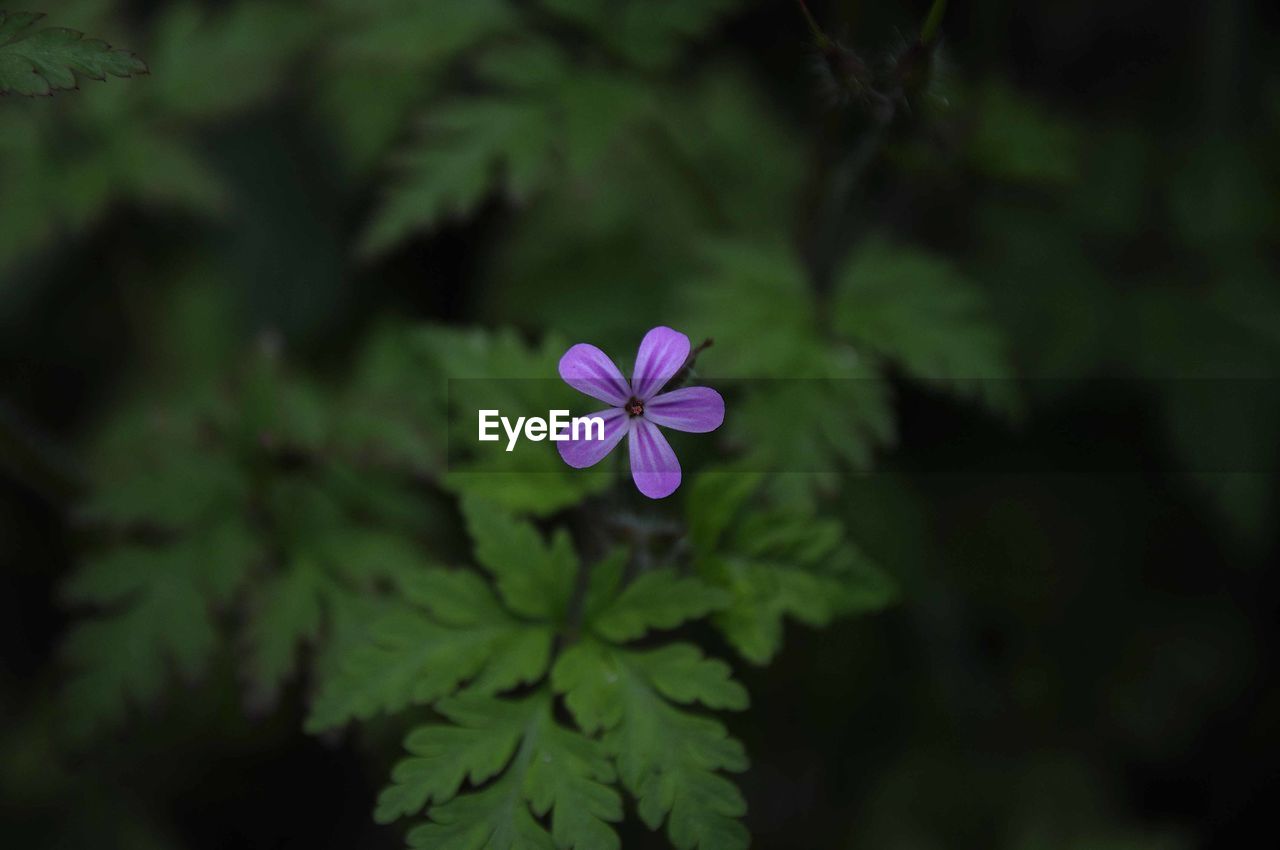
[0,2,313,276]
[416,324,612,515]
[316,0,516,174]
[680,241,897,481]
[541,0,740,70]
[834,237,1016,412]
[60,323,443,731]
[586,568,729,642]
[303,500,571,729]
[316,489,764,848]
[686,471,896,664]
[359,96,557,255]
[553,643,749,850]
[360,39,651,256]
[0,10,146,96]
[4,1,1271,848]
[966,80,1080,184]
[380,691,621,850]
[62,520,256,735]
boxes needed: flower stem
[667,338,714,391]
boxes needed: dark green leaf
[0,11,146,97]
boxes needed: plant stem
[668,338,714,390]
[793,0,833,49]
[921,0,948,46]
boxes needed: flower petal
[631,326,690,401]
[556,408,628,469]
[629,417,681,499]
[644,386,725,433]
[559,343,631,405]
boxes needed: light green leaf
[686,474,897,664]
[553,641,749,850]
[589,569,730,642]
[392,692,622,850]
[460,496,578,621]
[0,11,146,97]
[305,569,553,731]
[375,694,528,824]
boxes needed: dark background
[3,1,1278,848]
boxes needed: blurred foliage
[2,0,1278,849]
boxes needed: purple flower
[557,326,725,499]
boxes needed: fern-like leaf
[383,691,623,850]
[686,471,897,664]
[553,641,749,850]
[541,0,740,70]
[0,11,146,96]
[461,495,579,621]
[588,568,731,642]
[61,520,258,736]
[680,240,896,480]
[418,325,611,515]
[358,41,651,257]
[305,568,554,731]
[834,237,1016,413]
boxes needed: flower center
[625,397,645,417]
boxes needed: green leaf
[375,694,529,824]
[359,97,557,256]
[327,0,513,69]
[685,470,764,553]
[388,691,622,850]
[540,0,739,70]
[460,496,578,622]
[83,400,243,529]
[411,324,612,515]
[0,11,147,96]
[482,65,802,337]
[330,324,443,471]
[589,569,730,642]
[145,2,315,120]
[305,569,553,731]
[553,641,749,850]
[61,519,258,736]
[834,237,1015,412]
[679,241,896,479]
[686,473,897,664]
[240,558,326,706]
[358,44,651,256]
